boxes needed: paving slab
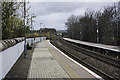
[28,41,70,78]
[28,40,101,79]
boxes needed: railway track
[50,38,120,79]
[61,39,120,68]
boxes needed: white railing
[26,37,46,46]
[0,37,46,80]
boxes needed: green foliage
[33,33,39,37]
[26,33,39,38]
[1,1,35,40]
[26,33,32,38]
[38,32,50,39]
[45,32,50,39]
[40,34,44,37]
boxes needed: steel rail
[60,39,120,68]
[51,40,115,79]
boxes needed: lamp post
[31,14,36,45]
[39,23,43,42]
[96,20,99,43]
[31,16,33,45]
[117,3,120,47]
[31,14,36,31]
[79,24,81,40]
[40,23,43,33]
[43,25,45,28]
[24,0,27,58]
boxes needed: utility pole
[31,16,33,45]
[31,17,33,30]
[79,24,81,40]
[40,23,43,33]
[96,20,99,43]
[24,0,27,58]
[117,2,120,58]
[31,15,35,32]
[31,14,36,31]
[30,14,36,45]
[43,25,45,28]
[40,23,43,42]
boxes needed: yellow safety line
[46,41,81,79]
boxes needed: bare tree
[65,1,120,46]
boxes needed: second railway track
[61,39,120,68]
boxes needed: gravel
[51,39,120,79]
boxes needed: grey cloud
[29,2,85,15]
[29,2,114,16]
[28,2,115,30]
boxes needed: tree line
[65,2,120,46]
[1,1,36,40]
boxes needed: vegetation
[44,32,50,39]
[26,32,50,39]
[26,33,38,38]
[1,1,36,40]
[65,2,120,46]
[40,28,56,39]
[26,28,56,39]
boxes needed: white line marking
[48,40,104,80]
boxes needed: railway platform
[28,40,101,79]
[63,38,120,52]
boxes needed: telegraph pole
[40,23,43,33]
[24,0,27,58]
[39,23,43,42]
[96,20,99,43]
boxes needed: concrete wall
[0,37,46,80]
[1,41,24,80]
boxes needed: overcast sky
[28,1,118,31]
